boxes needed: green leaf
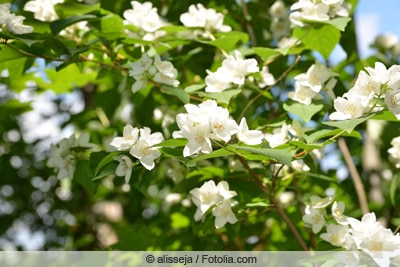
[92,13,124,39]
[184,84,205,93]
[371,110,399,122]
[50,15,97,35]
[157,138,188,147]
[93,151,122,178]
[0,43,26,62]
[294,24,340,59]
[36,64,97,93]
[323,114,373,133]
[198,31,248,51]
[54,2,101,18]
[253,47,282,61]
[301,17,352,31]
[198,89,242,104]
[186,148,235,167]
[303,129,362,143]
[323,17,352,31]
[283,101,324,123]
[75,160,97,195]
[390,173,400,205]
[289,140,323,151]
[161,85,190,103]
[170,212,190,229]
[229,145,293,166]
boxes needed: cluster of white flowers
[388,136,400,168]
[173,100,263,157]
[0,3,33,35]
[289,0,350,27]
[110,124,164,171]
[190,180,238,229]
[205,50,259,93]
[24,0,63,22]
[288,61,337,105]
[329,62,400,120]
[129,53,179,93]
[123,1,165,40]
[180,4,231,34]
[47,132,97,179]
[303,195,400,261]
[269,0,290,40]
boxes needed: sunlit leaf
[283,100,324,123]
[161,85,190,103]
[294,24,340,59]
[323,114,373,133]
[197,89,241,104]
[229,145,293,166]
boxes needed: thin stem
[236,155,269,194]
[240,0,257,47]
[270,196,309,251]
[338,138,369,214]
[394,225,400,235]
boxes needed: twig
[240,0,257,47]
[337,138,369,214]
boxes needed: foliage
[0,0,399,254]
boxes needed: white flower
[385,89,400,119]
[296,62,337,93]
[289,0,349,26]
[332,201,349,225]
[0,4,33,34]
[115,155,133,183]
[258,66,276,87]
[24,0,63,21]
[303,206,326,233]
[288,83,319,105]
[5,15,33,34]
[236,117,263,145]
[129,53,153,77]
[190,180,238,228]
[320,224,350,247]
[129,127,164,170]
[329,97,365,120]
[173,100,238,157]
[180,4,231,33]
[190,180,223,221]
[347,212,384,248]
[359,227,400,252]
[269,0,289,21]
[221,50,259,85]
[123,1,164,33]
[205,69,232,93]
[388,136,400,168]
[152,55,179,86]
[308,195,334,209]
[110,124,139,151]
[264,122,291,147]
[209,109,238,143]
[212,199,238,229]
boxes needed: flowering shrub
[0,0,400,258]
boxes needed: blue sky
[355,0,400,57]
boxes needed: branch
[338,138,369,214]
